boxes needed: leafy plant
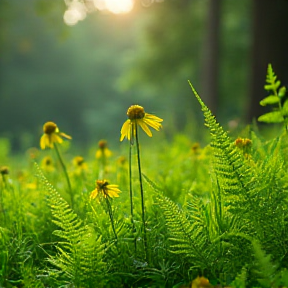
[258,64,288,129]
[36,165,107,288]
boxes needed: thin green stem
[129,137,137,252]
[54,143,74,208]
[135,124,148,259]
[105,197,117,240]
[98,153,106,179]
[0,178,5,225]
[129,140,134,223]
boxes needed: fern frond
[252,240,277,288]
[189,82,253,200]
[189,83,288,267]
[264,63,281,92]
[35,164,107,287]
[157,194,210,269]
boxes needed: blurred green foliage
[0,0,251,151]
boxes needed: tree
[200,0,222,115]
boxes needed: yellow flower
[73,156,88,170]
[41,156,55,172]
[191,276,212,288]
[95,140,112,159]
[90,180,121,199]
[117,156,127,166]
[120,105,163,141]
[40,121,71,149]
[0,166,9,176]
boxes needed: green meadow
[1,66,288,288]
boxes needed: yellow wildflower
[0,166,9,176]
[117,156,127,166]
[73,156,88,170]
[95,140,112,159]
[235,137,252,149]
[120,105,163,141]
[90,179,120,199]
[41,156,55,172]
[40,121,71,149]
[191,276,212,288]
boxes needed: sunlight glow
[94,0,134,14]
[64,1,87,26]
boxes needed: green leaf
[260,95,279,106]
[278,86,286,98]
[258,111,284,123]
[282,100,288,115]
[264,84,274,90]
[275,80,281,89]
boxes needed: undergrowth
[0,64,288,287]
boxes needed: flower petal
[138,120,152,137]
[90,189,98,199]
[60,132,72,140]
[120,120,131,141]
[145,113,163,122]
[143,118,162,131]
[53,134,63,144]
[40,134,48,150]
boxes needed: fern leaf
[189,82,252,199]
[35,164,106,287]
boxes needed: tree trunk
[247,0,288,122]
[201,0,222,115]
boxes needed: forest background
[1,0,288,152]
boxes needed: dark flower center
[127,105,145,120]
[43,122,58,134]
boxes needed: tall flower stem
[129,139,134,223]
[0,180,6,225]
[105,197,118,240]
[135,124,148,259]
[54,143,73,208]
[98,155,105,179]
[129,138,137,252]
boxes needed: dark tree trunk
[201,0,222,115]
[247,0,288,122]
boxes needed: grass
[1,91,288,288]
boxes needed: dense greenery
[1,65,288,287]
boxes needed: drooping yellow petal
[120,120,131,141]
[144,113,163,123]
[104,148,112,157]
[60,132,72,140]
[40,134,48,150]
[95,150,102,159]
[143,117,162,130]
[138,120,152,137]
[53,134,63,144]
[106,185,121,197]
[90,189,98,199]
[107,189,120,198]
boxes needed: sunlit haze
[64,0,134,25]
[94,0,134,14]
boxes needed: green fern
[157,195,210,268]
[251,240,278,288]
[188,82,254,207]
[258,64,288,127]
[35,164,107,288]
[188,82,288,281]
